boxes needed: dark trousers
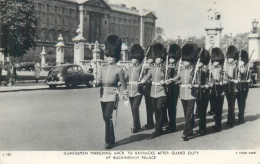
[144,94,154,126]
[237,90,248,121]
[101,101,115,144]
[209,93,215,114]
[181,99,195,136]
[226,91,238,124]
[151,96,166,132]
[213,95,224,127]
[196,88,210,131]
[166,88,179,130]
[129,95,143,129]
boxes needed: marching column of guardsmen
[98,35,251,149]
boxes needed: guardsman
[208,47,225,131]
[171,43,198,141]
[237,50,250,124]
[141,43,167,139]
[195,48,210,135]
[97,35,128,149]
[125,44,144,133]
[224,45,239,127]
[164,44,181,133]
[142,45,155,130]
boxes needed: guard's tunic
[143,64,154,127]
[97,64,127,145]
[98,64,127,102]
[209,65,225,128]
[125,64,143,129]
[142,64,167,132]
[165,64,179,130]
[196,66,210,132]
[237,65,249,122]
[172,66,197,137]
[225,63,238,125]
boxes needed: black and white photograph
[0,0,259,163]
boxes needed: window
[78,66,83,72]
[67,67,73,73]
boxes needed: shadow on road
[192,113,260,139]
[115,134,151,147]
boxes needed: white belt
[129,81,138,85]
[180,84,192,88]
[152,82,161,86]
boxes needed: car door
[77,66,84,84]
[65,66,74,84]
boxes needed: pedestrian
[96,35,128,149]
[6,62,16,86]
[224,45,239,127]
[125,44,144,133]
[142,45,155,130]
[88,65,93,73]
[171,43,198,141]
[141,43,167,139]
[34,63,41,83]
[164,44,181,133]
[0,62,2,85]
[195,48,210,135]
[208,47,225,131]
[237,50,250,124]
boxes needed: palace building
[0,0,157,63]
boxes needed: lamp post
[252,19,259,34]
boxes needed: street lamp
[252,19,258,34]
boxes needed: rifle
[177,40,187,74]
[138,35,157,81]
[192,45,205,84]
[165,40,170,80]
[237,38,246,80]
[247,49,255,80]
[208,44,214,82]
[223,39,231,80]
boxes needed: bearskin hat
[146,44,154,59]
[240,50,249,64]
[152,43,166,61]
[104,35,122,62]
[211,47,224,65]
[226,45,239,60]
[168,44,181,61]
[199,48,210,65]
[181,43,198,64]
[130,44,144,63]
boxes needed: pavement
[0,80,49,92]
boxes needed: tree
[0,0,37,60]
[155,26,165,43]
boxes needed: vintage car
[46,64,94,89]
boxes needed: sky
[108,0,260,40]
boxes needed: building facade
[0,0,157,63]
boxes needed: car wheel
[49,85,56,89]
[86,80,93,88]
